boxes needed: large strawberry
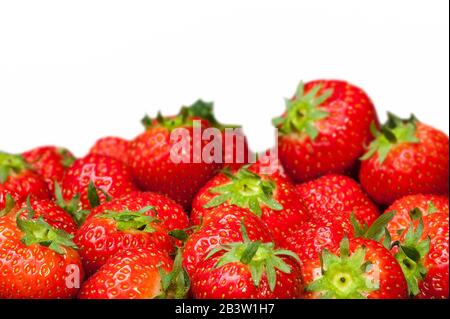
[22,146,75,195]
[296,174,380,227]
[304,236,408,299]
[359,113,449,205]
[78,248,189,299]
[191,165,309,245]
[0,151,50,202]
[0,202,83,298]
[182,205,273,278]
[89,136,130,164]
[61,154,136,210]
[128,106,223,209]
[190,222,303,299]
[273,80,379,183]
[75,191,189,276]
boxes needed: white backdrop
[0,0,448,157]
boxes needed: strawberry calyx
[0,152,31,183]
[0,194,16,217]
[272,82,332,139]
[97,206,161,233]
[87,180,112,208]
[203,165,283,217]
[54,182,89,226]
[16,198,78,254]
[306,237,379,299]
[391,208,430,296]
[157,248,190,299]
[206,221,300,292]
[350,211,395,249]
[361,112,420,163]
[57,147,76,168]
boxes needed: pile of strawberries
[0,80,448,299]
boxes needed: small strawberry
[359,113,449,205]
[191,165,309,245]
[0,203,83,298]
[128,106,222,209]
[273,80,379,183]
[89,136,130,164]
[304,236,408,299]
[0,151,50,202]
[182,205,273,278]
[22,146,75,195]
[296,174,380,227]
[75,191,189,276]
[78,248,189,299]
[61,154,136,210]
[190,222,303,299]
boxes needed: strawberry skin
[191,165,309,245]
[22,146,75,195]
[360,117,449,206]
[273,80,379,183]
[62,154,137,209]
[296,174,380,227]
[78,248,173,299]
[89,136,130,164]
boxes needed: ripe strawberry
[78,248,189,299]
[384,194,448,242]
[190,222,303,299]
[75,191,189,276]
[22,146,75,195]
[359,113,449,205]
[182,205,273,278]
[61,154,136,210]
[0,203,83,298]
[273,80,379,183]
[128,106,222,209]
[191,165,309,245]
[89,136,130,164]
[296,174,380,227]
[0,151,50,202]
[304,237,408,299]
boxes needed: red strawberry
[273,80,379,183]
[0,204,83,298]
[304,237,408,299]
[128,107,222,209]
[78,248,189,299]
[296,174,380,227]
[22,146,75,195]
[190,222,303,299]
[75,191,189,276]
[89,136,130,164]
[384,194,448,242]
[0,186,21,212]
[61,154,136,210]
[182,205,273,278]
[191,165,309,245]
[359,113,449,205]
[0,152,50,202]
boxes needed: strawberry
[384,194,448,242]
[89,136,130,164]
[190,222,303,299]
[61,154,136,210]
[304,236,408,299]
[0,186,21,212]
[191,165,309,245]
[0,202,83,298]
[273,80,379,183]
[78,248,189,299]
[75,191,189,276]
[359,113,449,205]
[0,151,50,202]
[182,205,273,278]
[128,106,222,209]
[22,146,75,195]
[296,174,380,227]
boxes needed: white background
[0,0,448,157]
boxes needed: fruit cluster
[0,80,448,299]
